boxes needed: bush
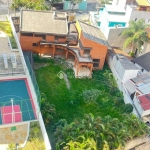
[122,103,133,113]
[81,89,101,105]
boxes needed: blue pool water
[0,79,36,124]
[109,22,126,27]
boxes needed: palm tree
[121,19,150,55]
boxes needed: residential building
[124,72,150,97]
[89,0,132,39]
[89,0,150,56]
[132,51,150,72]
[0,17,51,150]
[134,94,150,122]
[135,0,150,11]
[133,84,150,121]
[112,54,139,83]
[20,10,109,77]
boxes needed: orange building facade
[20,10,108,77]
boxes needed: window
[34,34,46,39]
[56,48,64,52]
[83,50,90,57]
[21,33,33,36]
[32,43,38,47]
[93,59,100,68]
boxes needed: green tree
[121,19,150,55]
[121,103,133,114]
[41,93,56,125]
[11,0,49,13]
[54,114,135,150]
[123,114,149,138]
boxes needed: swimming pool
[108,22,126,27]
[0,78,36,125]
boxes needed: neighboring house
[89,0,132,39]
[132,51,150,72]
[88,0,150,56]
[135,0,150,11]
[106,50,140,117]
[134,94,150,122]
[133,84,150,121]
[20,10,109,77]
[112,54,139,83]
[0,18,51,149]
[63,0,87,10]
[124,72,150,97]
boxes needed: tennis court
[0,78,36,125]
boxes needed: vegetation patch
[34,56,149,149]
[0,21,18,49]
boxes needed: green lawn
[35,59,125,124]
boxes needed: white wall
[122,70,139,83]
[134,63,148,75]
[106,53,140,117]
[133,96,143,116]
[39,113,52,150]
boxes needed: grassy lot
[35,58,125,124]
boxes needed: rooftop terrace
[0,32,25,76]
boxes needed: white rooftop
[105,5,126,13]
[137,83,150,94]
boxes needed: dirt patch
[34,63,49,70]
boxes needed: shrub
[122,103,133,113]
[81,89,101,104]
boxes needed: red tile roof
[138,94,150,111]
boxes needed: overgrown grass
[0,21,18,49]
[35,58,125,124]
[34,56,133,149]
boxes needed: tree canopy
[11,0,49,12]
[54,114,149,150]
[121,19,150,55]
